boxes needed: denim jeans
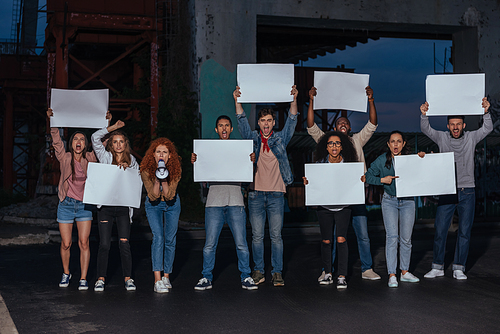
[432,188,475,271]
[144,195,181,273]
[96,206,132,278]
[248,191,284,275]
[331,204,373,272]
[381,194,415,275]
[202,206,251,281]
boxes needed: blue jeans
[331,205,373,272]
[145,195,181,273]
[248,191,284,275]
[202,206,251,281]
[432,188,475,272]
[381,194,415,275]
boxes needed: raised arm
[419,102,441,143]
[233,86,244,115]
[47,108,66,161]
[366,86,378,126]
[289,85,298,115]
[306,87,316,128]
[470,97,493,143]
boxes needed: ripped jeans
[96,206,132,278]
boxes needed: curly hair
[384,130,409,169]
[140,137,182,183]
[105,130,132,166]
[314,131,357,163]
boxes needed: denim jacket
[236,110,297,186]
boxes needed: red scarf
[260,130,273,153]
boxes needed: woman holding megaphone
[140,138,182,293]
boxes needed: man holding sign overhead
[234,85,298,287]
[307,85,381,281]
[420,97,492,280]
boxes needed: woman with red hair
[140,138,182,293]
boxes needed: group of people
[48,82,492,293]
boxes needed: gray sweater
[420,113,493,188]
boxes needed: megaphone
[156,159,169,181]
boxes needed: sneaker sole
[242,285,258,290]
[94,288,104,292]
[362,275,381,280]
[154,289,169,293]
[78,286,89,291]
[126,287,136,291]
[194,286,212,291]
[253,278,265,285]
[59,283,70,288]
[453,275,467,280]
[336,285,347,289]
[273,282,285,287]
[401,279,420,283]
[424,272,444,278]
[388,284,398,288]
[319,280,333,285]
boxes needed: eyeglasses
[327,141,342,147]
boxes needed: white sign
[313,71,369,112]
[193,139,254,182]
[425,73,485,116]
[394,152,456,197]
[305,163,365,206]
[50,88,109,128]
[236,64,294,103]
[83,163,143,208]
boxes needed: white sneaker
[388,276,398,288]
[453,270,467,280]
[319,273,333,285]
[400,272,420,283]
[154,280,169,293]
[162,276,172,289]
[424,269,444,278]
[317,271,326,282]
[362,269,381,280]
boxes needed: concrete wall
[191,0,500,136]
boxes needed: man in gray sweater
[420,97,492,280]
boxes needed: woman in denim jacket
[364,131,424,288]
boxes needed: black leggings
[96,206,132,279]
[316,207,351,276]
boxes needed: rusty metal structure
[1,0,181,197]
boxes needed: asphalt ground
[0,222,499,333]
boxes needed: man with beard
[307,86,381,281]
[420,97,492,280]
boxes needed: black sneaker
[194,278,212,291]
[337,276,347,289]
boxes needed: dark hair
[68,131,89,181]
[215,115,232,128]
[257,107,276,120]
[447,115,465,122]
[105,130,132,166]
[335,116,351,129]
[314,131,357,163]
[385,130,410,169]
